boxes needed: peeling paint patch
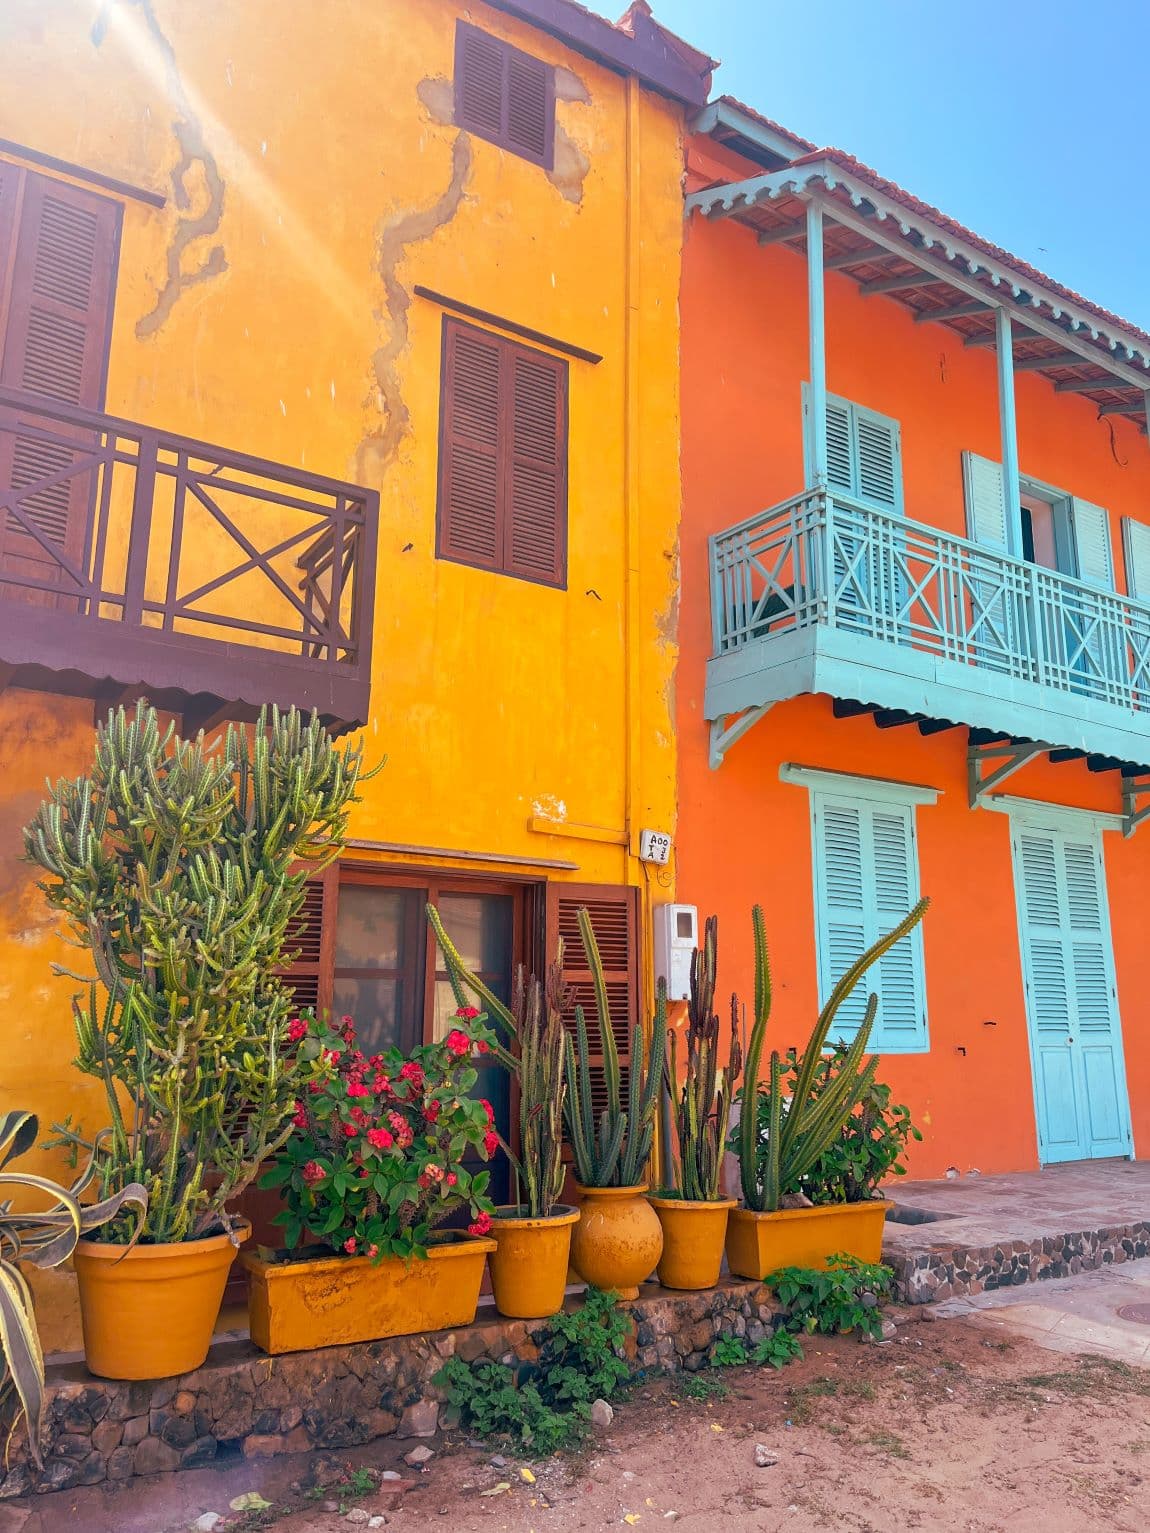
[554,67,590,106]
[549,123,591,206]
[532,795,568,822]
[416,75,455,127]
[93,0,227,337]
[356,126,471,481]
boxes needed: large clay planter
[242,1233,496,1354]
[648,1195,735,1290]
[725,1200,888,1281]
[488,1205,579,1319]
[569,1184,663,1300]
[74,1220,250,1380]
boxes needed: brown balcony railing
[0,389,378,730]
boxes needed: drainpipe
[623,73,664,1183]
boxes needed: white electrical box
[639,829,672,865]
[654,903,698,1001]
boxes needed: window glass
[332,885,424,1053]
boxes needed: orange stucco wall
[677,134,1150,1179]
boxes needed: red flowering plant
[261,1009,499,1261]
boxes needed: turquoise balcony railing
[706,488,1150,767]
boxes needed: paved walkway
[929,1259,1150,1366]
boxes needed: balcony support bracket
[1121,774,1150,838]
[710,704,774,770]
[968,739,1051,808]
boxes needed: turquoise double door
[1010,816,1134,1164]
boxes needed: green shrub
[769,1254,893,1339]
[751,1329,804,1369]
[710,1334,749,1368]
[434,1287,631,1455]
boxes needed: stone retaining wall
[888,1221,1150,1304]
[0,1279,777,1497]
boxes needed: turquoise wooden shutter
[1069,498,1113,588]
[825,398,854,495]
[854,406,901,511]
[962,451,1009,551]
[1121,516,1150,600]
[811,791,928,1053]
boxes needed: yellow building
[0,0,712,1338]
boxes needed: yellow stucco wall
[0,0,684,1333]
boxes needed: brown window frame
[453,21,556,171]
[436,315,569,590]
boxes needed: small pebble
[345,1511,371,1526]
[490,1455,508,1468]
[191,1517,224,1533]
[590,1398,614,1429]
[369,1520,387,1530]
[754,1445,778,1468]
[405,1445,434,1467]
[380,1470,403,1481]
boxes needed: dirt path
[7,1317,1149,1533]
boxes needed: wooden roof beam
[824,245,885,271]
[1099,399,1144,416]
[1053,375,1127,392]
[860,270,950,296]
[916,298,992,324]
[1013,351,1085,370]
[757,218,806,246]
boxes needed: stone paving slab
[928,1261,1150,1366]
[882,1160,1150,1304]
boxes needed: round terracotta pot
[487,1205,579,1319]
[569,1184,663,1300]
[74,1220,250,1380]
[647,1194,735,1290]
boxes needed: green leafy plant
[434,1287,632,1455]
[0,1112,145,1464]
[710,1333,749,1368]
[679,1374,729,1401]
[760,1047,922,1204]
[261,1010,496,1261]
[736,900,928,1213]
[24,702,374,1244]
[751,1328,804,1369]
[564,910,666,1188]
[428,906,567,1219]
[662,916,742,1202]
[770,1254,893,1339]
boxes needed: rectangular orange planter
[243,1235,496,1355]
[725,1201,888,1281]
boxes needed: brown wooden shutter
[506,344,567,585]
[546,883,641,1120]
[274,866,338,1018]
[454,22,555,170]
[438,317,567,587]
[437,319,502,570]
[0,168,120,604]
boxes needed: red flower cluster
[445,1029,472,1058]
[287,1016,309,1043]
[468,1211,493,1237]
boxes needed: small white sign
[639,829,672,865]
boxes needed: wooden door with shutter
[546,882,641,1177]
[0,165,120,607]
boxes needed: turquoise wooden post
[807,202,827,490]
[996,306,1023,555]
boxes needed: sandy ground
[7,1311,1148,1533]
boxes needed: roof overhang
[686,155,1150,428]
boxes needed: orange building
[677,100,1150,1179]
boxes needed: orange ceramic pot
[725,1201,888,1281]
[242,1233,496,1354]
[569,1184,663,1300]
[74,1220,250,1380]
[648,1195,735,1290]
[488,1205,579,1319]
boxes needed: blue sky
[652,0,1150,333]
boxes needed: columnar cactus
[664,915,742,1201]
[737,899,928,1213]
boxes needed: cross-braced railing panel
[710,487,1150,718]
[0,390,377,680]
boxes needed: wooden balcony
[706,488,1150,769]
[0,390,377,732]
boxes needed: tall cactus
[24,701,375,1243]
[428,903,566,1219]
[664,915,742,1201]
[737,899,928,1213]
[563,908,666,1188]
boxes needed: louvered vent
[32,197,99,310]
[454,21,555,169]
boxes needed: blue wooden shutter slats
[812,789,928,1053]
[803,388,902,512]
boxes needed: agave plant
[0,1112,145,1465]
[737,899,928,1213]
[663,915,742,1202]
[429,901,567,1220]
[565,909,666,1189]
